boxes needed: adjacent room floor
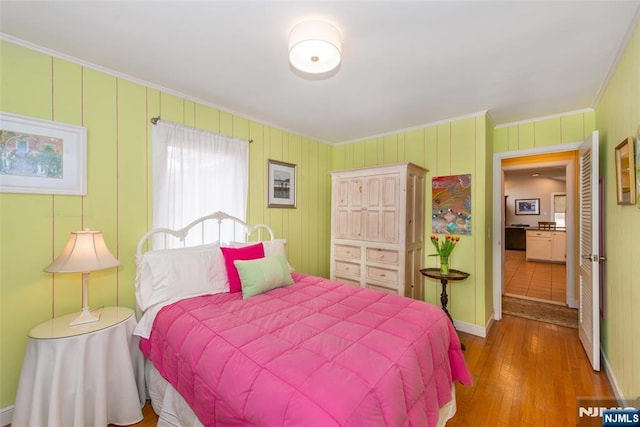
[503,250,567,304]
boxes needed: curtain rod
[150,116,253,143]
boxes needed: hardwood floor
[448,315,613,426]
[122,315,613,427]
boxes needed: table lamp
[43,230,120,326]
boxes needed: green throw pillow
[235,254,294,299]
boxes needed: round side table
[12,307,145,427]
[420,268,470,350]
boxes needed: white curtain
[152,121,249,247]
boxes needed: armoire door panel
[335,179,350,207]
[364,210,380,241]
[349,179,364,207]
[406,175,417,244]
[349,210,365,239]
[406,247,424,300]
[366,178,380,208]
[414,174,425,243]
[381,176,399,207]
[334,210,350,238]
[381,211,398,243]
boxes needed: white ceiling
[504,166,566,180]
[1,1,638,144]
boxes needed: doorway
[492,141,582,320]
[503,166,568,305]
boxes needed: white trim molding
[494,108,594,129]
[492,141,583,320]
[454,318,488,338]
[601,349,626,404]
[1,405,14,426]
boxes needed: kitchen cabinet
[526,230,566,263]
[552,231,566,262]
[505,227,527,250]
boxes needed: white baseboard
[454,318,487,338]
[1,404,13,427]
[601,349,625,403]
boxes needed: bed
[134,212,472,426]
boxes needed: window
[551,193,566,228]
[152,121,248,247]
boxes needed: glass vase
[439,256,450,275]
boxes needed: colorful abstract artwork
[432,174,471,235]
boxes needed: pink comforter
[139,273,472,426]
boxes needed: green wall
[493,111,595,152]
[332,115,493,328]
[595,22,640,400]
[0,40,331,408]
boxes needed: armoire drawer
[334,276,361,287]
[334,260,361,278]
[366,283,397,294]
[366,247,399,265]
[334,244,361,260]
[366,265,398,284]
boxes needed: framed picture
[0,112,87,195]
[267,159,296,208]
[515,198,540,215]
[615,136,636,205]
[432,174,472,235]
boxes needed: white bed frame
[136,211,274,258]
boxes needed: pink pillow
[221,243,265,293]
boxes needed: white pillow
[227,239,294,271]
[135,242,228,311]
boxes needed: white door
[578,130,601,371]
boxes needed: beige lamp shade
[44,230,119,326]
[288,20,342,74]
[44,230,120,273]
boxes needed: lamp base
[69,308,100,327]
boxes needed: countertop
[505,225,566,231]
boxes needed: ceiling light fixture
[288,20,342,75]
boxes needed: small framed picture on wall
[0,112,87,195]
[515,198,540,215]
[267,159,296,208]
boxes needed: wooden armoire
[329,163,428,300]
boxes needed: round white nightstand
[12,307,145,427]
